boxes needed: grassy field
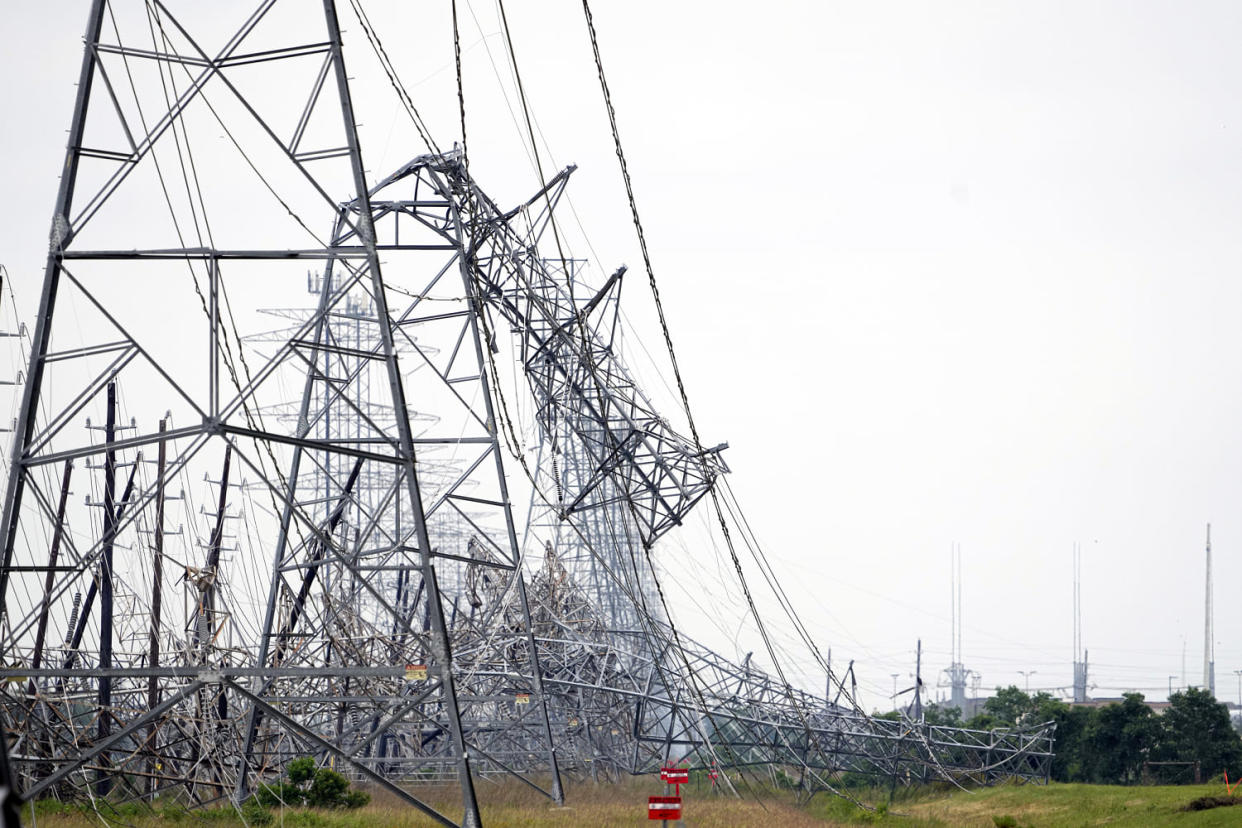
[850,782,1242,826]
[22,779,1242,826]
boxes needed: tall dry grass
[25,776,860,827]
[39,776,1241,827]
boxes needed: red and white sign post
[649,763,689,823]
[659,766,689,786]
[647,795,682,820]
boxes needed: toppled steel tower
[0,2,1052,825]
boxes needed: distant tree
[1157,687,1242,778]
[963,686,1047,730]
[981,686,1032,726]
[1028,696,1091,782]
[922,703,962,727]
[1081,693,1158,784]
[1026,692,1060,722]
[965,711,1003,730]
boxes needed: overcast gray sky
[3,1,1242,712]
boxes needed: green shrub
[287,757,317,786]
[306,768,349,808]
[256,780,306,808]
[31,800,72,817]
[259,756,370,811]
[340,790,369,809]
[241,797,274,826]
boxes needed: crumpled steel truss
[0,2,1052,825]
[355,150,1054,788]
[357,153,729,549]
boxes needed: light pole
[1233,669,1242,711]
[1018,670,1037,694]
[891,673,900,712]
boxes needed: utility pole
[826,648,831,703]
[1019,670,1037,694]
[914,639,924,722]
[146,417,167,798]
[97,381,117,796]
[891,673,900,712]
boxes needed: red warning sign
[648,795,682,819]
[659,767,689,784]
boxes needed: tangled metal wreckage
[0,1,1052,824]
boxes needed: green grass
[23,779,1242,826]
[809,781,1242,827]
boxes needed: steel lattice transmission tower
[0,2,565,824]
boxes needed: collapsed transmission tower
[0,2,1054,825]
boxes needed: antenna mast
[1072,543,1088,703]
[1205,523,1215,695]
[944,544,970,714]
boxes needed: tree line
[904,686,1242,784]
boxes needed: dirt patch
[1181,794,1241,812]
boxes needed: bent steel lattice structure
[0,2,1052,825]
